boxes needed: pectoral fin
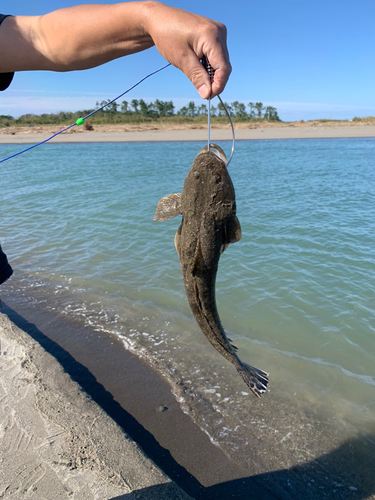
[153,193,182,221]
[221,216,242,253]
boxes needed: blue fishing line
[0,63,171,164]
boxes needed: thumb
[180,54,212,99]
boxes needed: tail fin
[237,363,269,398]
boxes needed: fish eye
[194,171,200,179]
[214,174,221,183]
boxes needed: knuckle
[189,67,205,86]
[200,21,221,41]
[217,21,228,37]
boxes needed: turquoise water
[2,139,375,480]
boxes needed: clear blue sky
[2,0,375,121]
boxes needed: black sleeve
[0,244,13,284]
[0,15,15,91]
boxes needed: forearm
[0,2,154,72]
[0,1,231,97]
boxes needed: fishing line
[207,94,211,150]
[217,94,235,167]
[1,59,235,165]
[201,56,215,152]
[201,56,235,166]
[0,63,171,164]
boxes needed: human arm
[0,2,231,98]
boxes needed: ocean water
[1,139,375,488]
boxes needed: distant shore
[1,121,375,143]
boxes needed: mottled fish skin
[154,144,268,397]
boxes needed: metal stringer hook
[200,56,235,166]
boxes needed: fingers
[178,37,232,99]
[180,22,231,99]
[142,2,231,99]
[182,58,232,100]
[178,53,212,99]
[202,23,232,98]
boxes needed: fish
[154,144,269,398]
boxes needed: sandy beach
[1,121,375,144]
[2,277,375,500]
[0,309,192,500]
[1,288,270,500]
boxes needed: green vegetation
[0,100,281,128]
[177,100,280,121]
[352,116,375,122]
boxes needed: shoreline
[2,276,375,499]
[1,284,262,500]
[1,123,375,143]
[0,308,192,500]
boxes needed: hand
[142,2,231,99]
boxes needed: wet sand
[1,123,375,144]
[1,280,375,500]
[0,289,267,500]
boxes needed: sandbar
[1,122,375,144]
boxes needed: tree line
[0,99,280,127]
[97,99,280,121]
[177,101,280,120]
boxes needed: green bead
[76,118,85,126]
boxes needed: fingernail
[198,84,209,99]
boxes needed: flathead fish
[154,144,268,397]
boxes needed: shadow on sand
[109,432,375,500]
[5,304,375,500]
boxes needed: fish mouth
[198,144,228,166]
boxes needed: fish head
[182,144,236,218]
[196,144,228,166]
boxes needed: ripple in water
[2,139,375,493]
